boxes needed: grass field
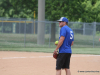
[0,48,100,55]
[0,33,100,55]
[0,33,100,48]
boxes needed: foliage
[0,0,38,18]
[45,0,85,21]
[81,0,100,22]
[0,0,100,22]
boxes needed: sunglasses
[59,21,64,23]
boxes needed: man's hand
[53,50,58,59]
[53,50,58,54]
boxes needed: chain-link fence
[0,18,100,48]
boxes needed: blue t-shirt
[59,25,74,53]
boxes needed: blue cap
[57,17,68,23]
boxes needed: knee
[65,68,70,71]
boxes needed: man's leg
[56,70,61,75]
[65,68,71,75]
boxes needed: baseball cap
[57,17,68,23]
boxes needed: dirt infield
[0,51,100,75]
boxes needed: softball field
[0,51,100,75]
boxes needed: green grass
[72,48,100,55]
[0,48,100,55]
[0,33,100,48]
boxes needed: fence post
[34,19,36,34]
[93,22,96,48]
[32,20,33,34]
[19,19,21,34]
[24,21,26,48]
[12,23,16,34]
[2,20,3,33]
[49,23,51,47]
[83,23,85,35]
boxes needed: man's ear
[64,22,67,25]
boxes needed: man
[54,17,74,75]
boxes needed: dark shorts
[56,53,71,70]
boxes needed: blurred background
[0,0,100,49]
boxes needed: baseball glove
[53,51,58,59]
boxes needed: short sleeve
[60,27,67,37]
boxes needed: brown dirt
[0,51,100,75]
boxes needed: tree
[0,0,86,42]
[45,0,85,42]
[1,0,100,39]
[0,0,13,17]
[81,0,100,22]
[0,0,38,18]
[1,0,100,22]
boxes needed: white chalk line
[0,56,52,59]
[0,55,100,59]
